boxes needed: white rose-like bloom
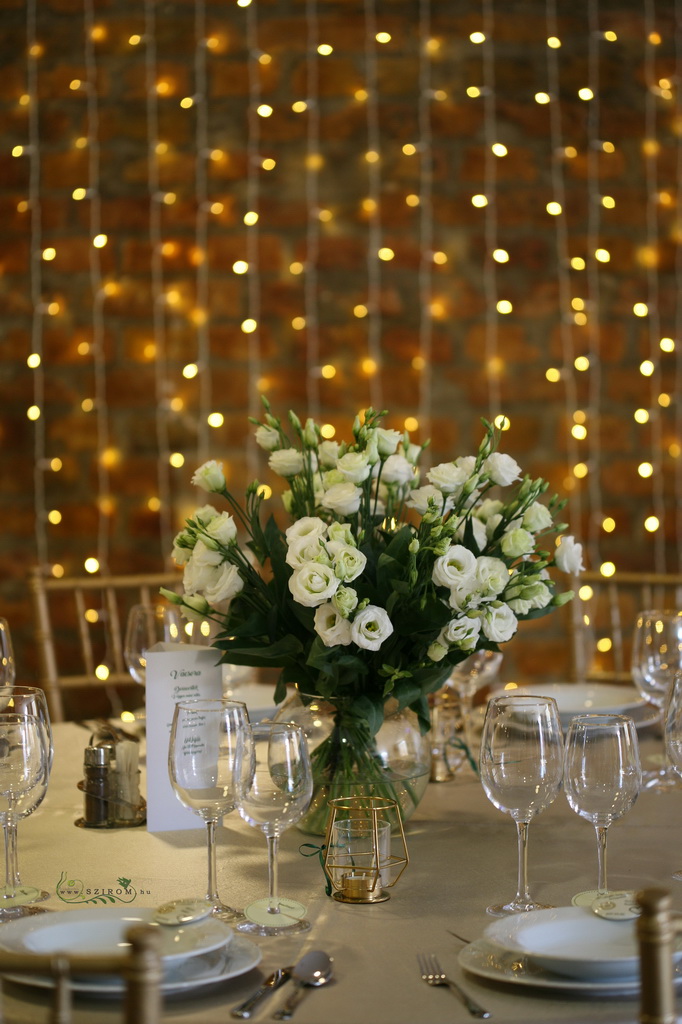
[254,424,280,451]
[483,452,522,486]
[204,511,238,547]
[191,460,226,493]
[317,439,340,469]
[288,562,340,607]
[474,556,510,600]
[455,455,477,476]
[203,562,244,605]
[322,482,362,516]
[332,585,359,618]
[285,535,331,569]
[406,484,453,516]
[522,501,553,533]
[179,593,210,622]
[171,530,194,565]
[427,640,448,662]
[427,462,470,495]
[375,427,402,457]
[268,448,305,478]
[351,604,394,651]
[451,516,487,553]
[193,504,221,526]
[481,604,518,643]
[313,603,353,647]
[555,535,585,574]
[285,516,328,544]
[182,539,224,594]
[475,498,504,523]
[380,454,414,485]
[333,545,367,583]
[439,614,482,651]
[501,527,535,560]
[432,544,477,589]
[328,522,355,546]
[400,441,422,465]
[337,451,372,484]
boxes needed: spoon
[272,950,334,1021]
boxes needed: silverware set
[417,952,492,1019]
[230,951,334,1021]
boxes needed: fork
[417,953,492,1019]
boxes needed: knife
[230,967,293,1019]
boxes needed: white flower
[406,485,453,515]
[522,502,553,533]
[193,504,221,526]
[313,603,353,647]
[204,511,238,547]
[555,535,585,574]
[455,455,477,476]
[191,460,226,493]
[183,540,224,594]
[332,586,359,618]
[337,451,372,484]
[483,452,522,486]
[380,454,414,485]
[268,448,305,478]
[171,530,194,565]
[288,562,340,607]
[332,545,367,582]
[439,615,482,652]
[317,439,340,469]
[427,641,448,662]
[481,604,518,643]
[351,605,394,651]
[179,593,210,622]
[285,516,328,544]
[285,536,331,569]
[303,417,319,447]
[375,427,402,457]
[474,556,509,599]
[432,545,477,589]
[400,441,422,465]
[501,527,535,560]
[427,462,470,495]
[323,468,345,487]
[203,563,244,605]
[322,482,362,516]
[451,516,487,552]
[475,498,504,523]
[254,424,280,451]
[328,522,355,546]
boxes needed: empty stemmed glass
[0,713,50,920]
[664,672,682,879]
[564,714,641,898]
[450,651,503,758]
[236,721,313,936]
[124,603,184,688]
[480,694,564,916]
[168,698,249,921]
[631,609,682,790]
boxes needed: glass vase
[273,689,431,835]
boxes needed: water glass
[631,609,682,790]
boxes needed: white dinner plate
[488,683,653,729]
[459,939,682,995]
[2,933,262,997]
[0,907,233,965]
[484,906,646,980]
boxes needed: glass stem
[515,821,531,903]
[3,818,17,898]
[205,819,219,906]
[595,824,609,893]
[266,833,280,915]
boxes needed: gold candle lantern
[323,796,409,904]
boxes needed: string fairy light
[416,0,434,441]
[675,0,682,572]
[479,0,501,422]
[192,0,212,467]
[362,0,383,411]
[243,1,262,481]
[304,0,321,421]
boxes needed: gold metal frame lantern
[323,796,409,904]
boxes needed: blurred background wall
[1,0,680,711]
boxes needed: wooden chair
[569,570,682,685]
[28,568,183,723]
[637,888,682,1024]
[0,923,162,1024]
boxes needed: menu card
[145,642,223,832]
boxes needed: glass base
[642,767,682,792]
[0,886,50,907]
[156,895,244,924]
[237,897,310,936]
[0,903,49,921]
[486,897,554,917]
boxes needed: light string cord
[305,0,321,421]
[144,0,173,565]
[417,0,434,442]
[27,0,48,571]
[675,0,682,572]
[584,0,605,571]
[245,2,261,480]
[643,0,667,573]
[83,0,111,573]
[363,0,383,412]
[480,0,500,422]
[545,0,582,542]
[194,0,211,466]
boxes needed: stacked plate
[487,683,659,731]
[459,906,682,994]
[0,907,262,996]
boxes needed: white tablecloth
[3,720,681,1023]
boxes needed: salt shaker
[82,744,111,826]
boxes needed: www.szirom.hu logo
[56,872,151,906]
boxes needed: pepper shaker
[82,744,111,826]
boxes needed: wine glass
[236,721,313,936]
[0,619,16,686]
[564,714,641,897]
[0,713,50,920]
[479,694,564,916]
[0,686,53,906]
[664,671,682,879]
[450,651,503,759]
[168,698,249,922]
[124,603,184,687]
[631,609,682,790]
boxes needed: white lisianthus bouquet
[163,402,581,812]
